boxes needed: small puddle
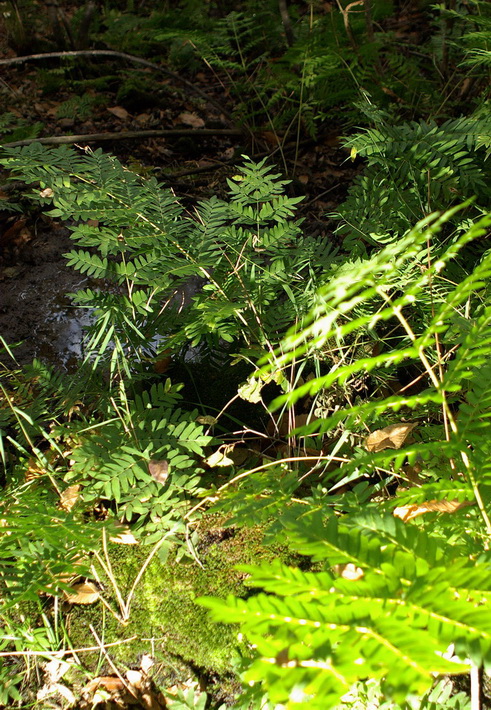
[32,293,94,370]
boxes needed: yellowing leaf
[238,376,263,403]
[64,582,100,605]
[350,146,357,160]
[196,415,217,425]
[365,422,417,453]
[393,499,472,522]
[205,450,234,467]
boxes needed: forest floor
[0,54,358,369]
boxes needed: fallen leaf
[365,422,417,452]
[59,484,81,511]
[109,524,139,545]
[333,563,364,580]
[394,499,472,522]
[178,112,205,128]
[37,682,76,704]
[126,669,143,688]
[140,654,154,674]
[39,187,54,198]
[107,106,130,120]
[136,112,151,124]
[64,581,100,604]
[43,658,73,684]
[148,459,169,485]
[227,446,250,466]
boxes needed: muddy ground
[0,220,90,369]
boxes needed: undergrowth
[1,0,491,706]
[1,121,491,706]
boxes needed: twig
[1,128,243,149]
[89,625,136,698]
[0,49,233,121]
[0,637,137,657]
[470,662,481,710]
[184,454,350,520]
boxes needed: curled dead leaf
[365,422,417,453]
[393,498,472,522]
[39,187,54,198]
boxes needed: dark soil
[0,223,90,368]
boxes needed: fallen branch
[0,49,233,122]
[1,128,244,149]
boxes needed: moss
[67,516,294,682]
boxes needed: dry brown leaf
[178,112,205,128]
[393,499,472,522]
[59,484,81,512]
[39,187,54,198]
[365,422,417,452]
[83,676,126,695]
[136,112,151,124]
[64,581,100,605]
[107,106,130,120]
[82,673,167,710]
[148,459,169,485]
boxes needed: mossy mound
[66,516,296,688]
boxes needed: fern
[336,113,491,250]
[199,205,491,707]
[0,146,337,366]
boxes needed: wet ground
[0,224,90,369]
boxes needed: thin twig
[1,128,243,149]
[89,625,136,698]
[184,454,350,520]
[0,49,233,121]
[0,637,137,657]
[470,662,481,710]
